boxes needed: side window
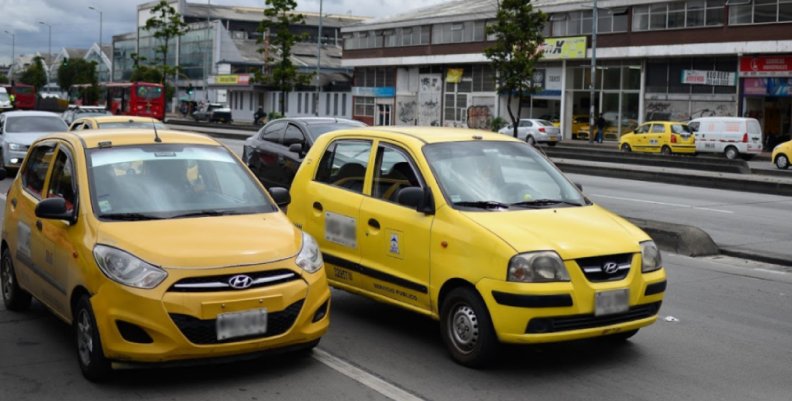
[314,140,372,194]
[81,122,92,130]
[283,124,306,147]
[652,124,665,133]
[635,124,650,134]
[688,121,699,132]
[518,120,532,127]
[47,149,77,213]
[372,145,422,202]
[259,121,286,143]
[21,144,56,199]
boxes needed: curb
[626,217,719,257]
[719,247,792,267]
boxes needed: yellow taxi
[1,129,329,381]
[571,115,592,140]
[618,121,695,154]
[772,139,791,169]
[69,115,168,131]
[287,127,667,367]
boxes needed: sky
[0,0,446,66]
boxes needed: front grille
[576,253,633,282]
[170,299,304,344]
[525,302,661,333]
[168,269,299,292]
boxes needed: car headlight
[295,232,323,273]
[640,240,663,273]
[508,251,570,283]
[93,245,168,289]
[8,143,26,151]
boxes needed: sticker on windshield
[388,230,402,257]
[98,199,112,213]
[325,212,356,248]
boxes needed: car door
[649,123,666,152]
[517,120,533,141]
[248,120,287,187]
[357,141,433,310]
[280,123,310,188]
[631,123,650,151]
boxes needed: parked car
[0,128,329,381]
[498,118,561,146]
[0,87,12,112]
[244,117,366,188]
[571,115,592,140]
[287,126,667,367]
[688,117,763,160]
[192,103,232,123]
[772,139,791,169]
[0,110,69,169]
[619,121,695,155]
[69,115,167,131]
[62,105,112,125]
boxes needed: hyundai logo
[603,262,620,274]
[228,275,254,289]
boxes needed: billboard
[541,37,587,60]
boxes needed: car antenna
[152,119,162,143]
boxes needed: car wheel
[526,136,536,146]
[600,329,639,343]
[440,287,498,368]
[776,154,790,169]
[724,146,739,160]
[1,249,32,311]
[661,145,672,155]
[74,295,112,382]
[621,143,631,152]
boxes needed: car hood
[96,213,303,269]
[461,205,646,260]
[3,132,60,146]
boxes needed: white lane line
[0,192,6,201]
[591,194,734,214]
[313,348,425,401]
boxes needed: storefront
[739,55,792,147]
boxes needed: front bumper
[90,264,330,364]
[3,149,28,167]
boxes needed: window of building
[383,30,398,47]
[326,93,331,115]
[730,0,792,24]
[298,93,303,113]
[354,96,375,117]
[304,92,310,114]
[432,20,488,44]
[635,0,725,31]
[472,65,495,92]
[334,93,339,115]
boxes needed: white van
[688,117,763,159]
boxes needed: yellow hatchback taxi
[619,121,695,155]
[68,115,168,131]
[1,129,329,381]
[772,139,791,169]
[287,127,667,367]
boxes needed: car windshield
[98,122,168,130]
[88,144,277,220]
[423,141,586,209]
[306,122,366,140]
[0,93,8,101]
[136,86,162,100]
[6,116,68,133]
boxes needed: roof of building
[226,38,344,70]
[184,2,369,28]
[65,48,88,59]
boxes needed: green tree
[58,58,100,104]
[19,56,48,91]
[0,73,8,84]
[254,0,312,115]
[485,0,547,138]
[143,0,189,87]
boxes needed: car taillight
[538,127,545,133]
[671,134,677,143]
[742,133,748,143]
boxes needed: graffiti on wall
[467,105,493,129]
[418,74,442,126]
[646,101,735,122]
[397,96,417,126]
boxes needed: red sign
[739,55,792,77]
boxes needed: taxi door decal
[324,211,357,248]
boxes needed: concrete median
[626,217,720,257]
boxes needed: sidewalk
[557,138,773,162]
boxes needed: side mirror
[396,186,435,215]
[574,182,583,191]
[288,143,304,156]
[35,197,75,224]
[268,187,291,208]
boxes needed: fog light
[312,300,329,323]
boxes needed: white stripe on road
[313,348,425,401]
[591,194,734,214]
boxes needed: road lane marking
[313,348,425,401]
[591,194,734,214]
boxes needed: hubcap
[1,256,12,301]
[726,148,737,159]
[778,155,789,169]
[448,304,479,354]
[77,309,93,366]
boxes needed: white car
[0,111,69,168]
[688,117,763,160]
[498,119,562,146]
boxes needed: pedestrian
[596,114,606,143]
[254,106,265,125]
[9,93,15,109]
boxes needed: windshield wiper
[171,210,238,218]
[510,199,583,208]
[454,200,510,209]
[99,212,164,221]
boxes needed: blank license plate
[216,309,268,340]
[549,136,558,141]
[595,289,629,316]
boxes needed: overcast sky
[0,0,445,65]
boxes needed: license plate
[595,289,629,316]
[216,309,268,340]
[549,135,557,141]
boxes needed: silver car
[0,111,69,168]
[498,118,562,146]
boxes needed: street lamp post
[314,0,323,116]
[588,0,598,143]
[3,31,13,82]
[89,6,103,82]
[38,21,52,90]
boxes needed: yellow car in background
[287,127,666,368]
[1,129,329,381]
[772,139,791,169]
[571,115,592,140]
[69,115,168,131]
[619,121,695,154]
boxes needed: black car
[243,117,366,188]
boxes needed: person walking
[596,113,606,143]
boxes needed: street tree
[255,0,312,115]
[485,0,547,138]
[19,56,47,90]
[143,0,189,87]
[57,58,99,103]
[0,73,8,84]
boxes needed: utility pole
[314,0,323,116]
[3,31,13,83]
[38,21,52,91]
[588,0,598,143]
[89,6,103,82]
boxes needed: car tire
[661,145,672,155]
[1,249,32,311]
[600,329,639,343]
[526,136,536,146]
[776,154,790,169]
[724,146,739,160]
[74,295,112,382]
[621,144,631,152]
[440,287,498,368]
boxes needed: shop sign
[541,36,586,60]
[739,55,792,77]
[351,86,396,98]
[743,78,792,96]
[212,74,251,85]
[681,70,736,86]
[446,68,464,83]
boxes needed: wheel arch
[436,278,477,315]
[70,286,92,323]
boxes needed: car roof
[44,129,219,149]
[3,110,62,118]
[75,116,160,124]
[327,126,521,145]
[276,117,364,125]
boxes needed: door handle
[35,220,43,231]
[11,198,16,207]
[313,202,323,212]
[368,218,380,230]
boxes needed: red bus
[101,82,165,121]
[3,83,37,110]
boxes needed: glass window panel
[622,66,641,90]
[781,3,792,21]
[568,12,582,34]
[688,8,705,26]
[754,4,778,23]
[552,19,566,36]
[603,67,621,90]
[650,4,668,29]
[668,10,686,27]
[598,14,612,33]
[581,11,593,34]
[669,60,690,93]
[729,5,753,24]
[646,61,668,93]
[613,14,628,31]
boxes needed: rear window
[536,120,554,127]
[671,124,691,134]
[6,116,68,133]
